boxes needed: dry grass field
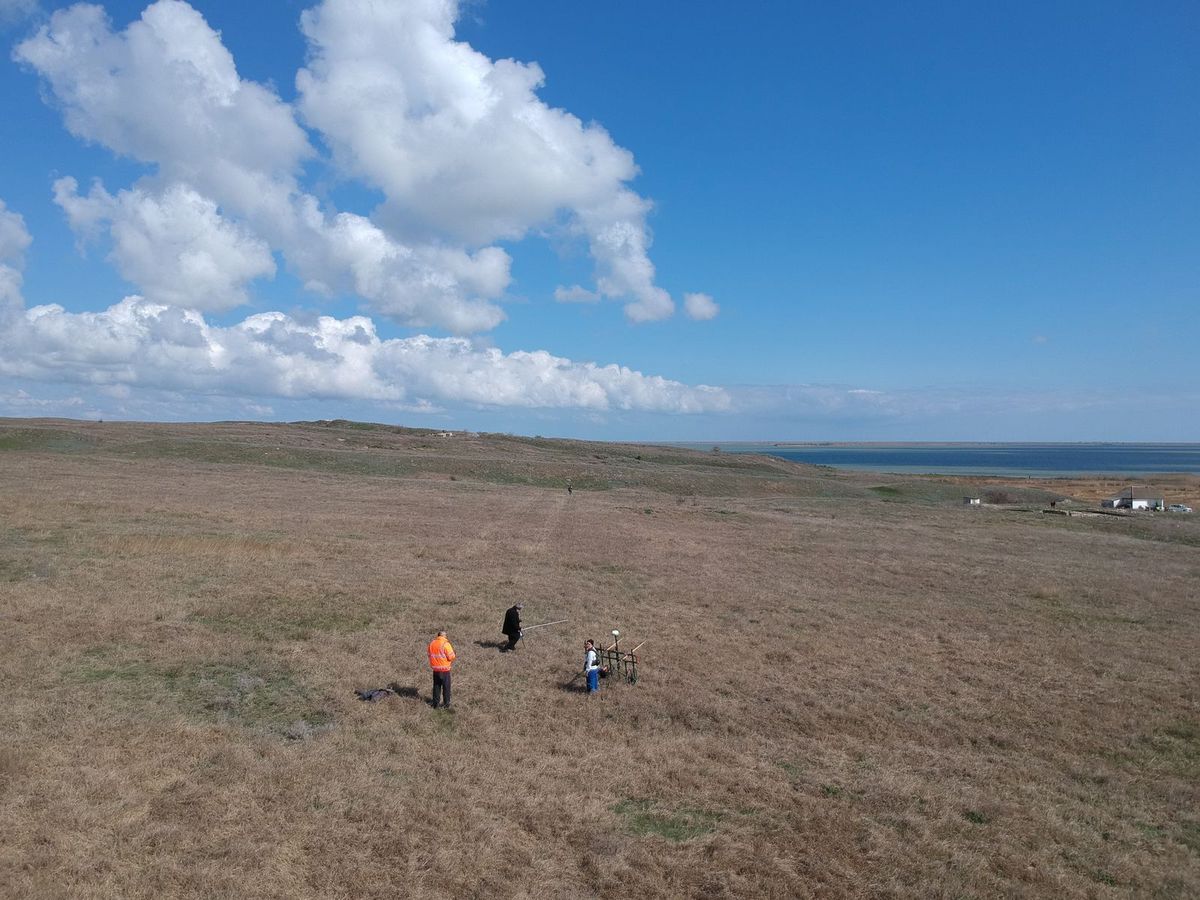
[1,418,1197,899]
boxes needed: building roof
[1107,485,1163,501]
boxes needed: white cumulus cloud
[54,177,276,312]
[5,2,723,422]
[296,0,675,322]
[15,0,698,331]
[0,200,31,263]
[683,292,719,321]
[554,284,600,304]
[0,294,730,413]
[14,0,510,333]
[14,2,309,182]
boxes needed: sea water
[705,443,1200,477]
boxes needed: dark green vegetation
[76,647,332,736]
[612,798,722,842]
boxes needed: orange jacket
[428,636,455,672]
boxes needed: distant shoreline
[666,441,1200,478]
[670,441,1200,449]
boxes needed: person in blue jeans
[584,639,601,694]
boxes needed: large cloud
[54,177,276,312]
[296,0,675,321]
[0,296,730,412]
[6,2,725,419]
[15,0,697,330]
[13,2,309,183]
[14,0,510,332]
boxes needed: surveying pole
[522,618,569,633]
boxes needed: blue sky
[0,0,1196,440]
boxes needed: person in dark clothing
[501,603,524,652]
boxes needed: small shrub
[1179,821,1200,852]
[613,799,719,841]
[777,761,804,780]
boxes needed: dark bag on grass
[355,688,395,702]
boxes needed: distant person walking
[428,630,456,709]
[501,603,524,652]
[584,639,601,695]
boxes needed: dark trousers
[503,633,521,652]
[431,671,451,708]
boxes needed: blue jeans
[587,669,599,693]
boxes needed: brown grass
[1,418,1198,898]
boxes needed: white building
[1102,487,1164,511]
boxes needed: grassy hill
[2,418,1197,897]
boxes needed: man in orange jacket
[428,630,456,709]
